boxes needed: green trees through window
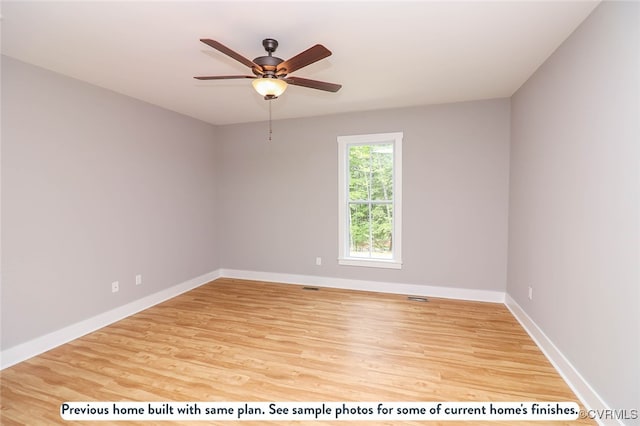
[348,143,393,259]
[338,132,402,269]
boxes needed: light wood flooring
[1,278,593,425]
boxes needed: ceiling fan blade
[285,76,342,93]
[194,75,255,80]
[277,44,332,75]
[200,39,261,71]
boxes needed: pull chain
[268,100,272,142]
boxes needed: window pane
[349,203,370,258]
[338,132,402,268]
[348,145,371,201]
[371,203,393,258]
[371,144,393,201]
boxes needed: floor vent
[407,296,428,302]
[302,286,320,291]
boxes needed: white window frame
[337,132,403,269]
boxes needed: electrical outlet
[112,281,119,293]
[135,274,142,285]
[528,286,533,300]
[315,257,322,266]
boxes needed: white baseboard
[220,268,505,303]
[0,269,222,370]
[505,294,618,426]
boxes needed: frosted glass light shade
[252,77,288,98]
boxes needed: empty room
[1,1,638,424]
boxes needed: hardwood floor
[1,278,592,425]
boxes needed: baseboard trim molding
[505,294,617,426]
[220,269,505,303]
[0,269,222,370]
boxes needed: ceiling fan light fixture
[252,77,288,99]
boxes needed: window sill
[338,258,403,269]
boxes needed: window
[338,132,402,269]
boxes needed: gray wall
[1,56,511,352]
[218,99,511,291]
[508,1,639,414]
[1,57,221,349]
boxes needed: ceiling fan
[195,38,342,100]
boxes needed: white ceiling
[1,1,599,126]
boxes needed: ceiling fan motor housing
[253,55,283,69]
[253,39,284,77]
